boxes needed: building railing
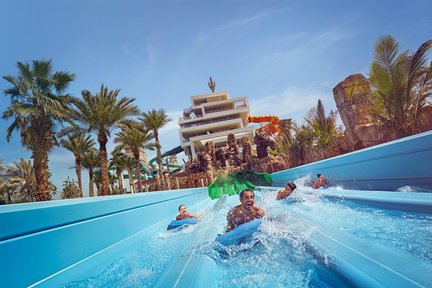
[180,116,242,129]
[179,106,247,123]
[181,98,248,121]
[181,126,255,143]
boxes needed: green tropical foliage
[305,99,343,158]
[287,122,315,166]
[81,148,99,197]
[61,177,81,199]
[2,60,75,201]
[63,85,140,196]
[6,159,36,202]
[0,159,11,203]
[108,173,116,192]
[60,134,95,197]
[114,124,154,192]
[0,181,9,204]
[109,151,127,193]
[93,170,102,195]
[369,36,432,137]
[140,109,170,188]
[4,158,56,203]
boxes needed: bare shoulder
[254,205,265,216]
[228,205,242,214]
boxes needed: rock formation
[226,133,241,166]
[333,74,396,150]
[254,133,276,159]
[240,136,253,165]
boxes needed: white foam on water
[396,185,422,192]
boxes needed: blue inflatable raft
[167,218,197,230]
[215,219,262,246]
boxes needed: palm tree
[93,170,102,196]
[0,159,11,203]
[2,60,75,201]
[369,36,432,137]
[110,151,127,192]
[305,100,342,159]
[61,177,81,199]
[288,122,315,166]
[108,173,116,192]
[140,109,171,189]
[123,155,137,193]
[114,125,154,192]
[81,148,99,197]
[63,85,140,196]
[0,181,10,204]
[6,158,37,202]
[60,134,95,197]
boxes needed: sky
[0,0,431,196]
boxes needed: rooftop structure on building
[179,91,255,159]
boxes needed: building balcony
[179,105,249,125]
[180,118,244,139]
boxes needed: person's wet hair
[239,189,254,198]
[286,182,297,191]
[178,204,185,212]
[317,174,322,178]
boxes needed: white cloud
[260,29,352,65]
[159,110,183,136]
[195,10,281,45]
[250,86,329,121]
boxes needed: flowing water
[65,182,431,287]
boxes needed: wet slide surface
[64,185,432,288]
[2,131,431,287]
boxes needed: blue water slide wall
[271,130,432,191]
[1,131,432,287]
[291,208,432,288]
[0,188,208,287]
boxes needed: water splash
[397,185,422,192]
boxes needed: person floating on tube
[276,182,297,200]
[226,189,265,232]
[311,174,328,189]
[176,204,200,220]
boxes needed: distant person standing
[276,183,297,200]
[312,174,327,189]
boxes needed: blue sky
[1,0,431,196]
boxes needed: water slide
[1,131,431,287]
[248,114,282,135]
[148,145,184,173]
[123,146,184,180]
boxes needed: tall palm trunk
[128,167,135,193]
[98,135,110,196]
[32,118,53,201]
[133,149,142,192]
[116,169,124,191]
[88,168,94,197]
[155,134,165,189]
[75,157,83,197]
[33,144,51,201]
